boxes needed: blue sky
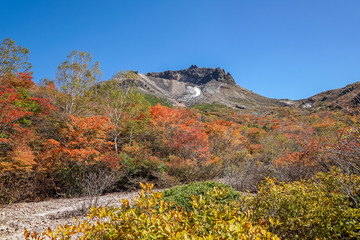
[1,0,359,100]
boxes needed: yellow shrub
[248,170,360,239]
[25,183,279,239]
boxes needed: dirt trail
[0,190,144,240]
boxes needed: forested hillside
[1,39,360,239]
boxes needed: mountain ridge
[146,65,236,85]
[111,65,359,111]
[295,81,360,110]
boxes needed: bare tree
[77,169,117,213]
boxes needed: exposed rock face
[102,65,287,110]
[135,67,283,109]
[103,65,360,111]
[146,65,236,85]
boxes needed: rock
[146,65,236,85]
[188,65,198,69]
[235,104,246,109]
[300,102,313,109]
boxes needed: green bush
[248,170,360,239]
[162,180,240,211]
[119,154,170,189]
[143,94,172,107]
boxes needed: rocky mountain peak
[146,66,236,85]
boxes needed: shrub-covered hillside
[1,38,360,239]
[1,38,360,203]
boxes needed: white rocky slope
[116,66,286,109]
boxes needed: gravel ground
[0,190,149,240]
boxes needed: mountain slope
[117,66,285,109]
[111,65,359,111]
[296,81,360,110]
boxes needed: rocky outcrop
[146,65,236,85]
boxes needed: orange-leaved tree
[205,119,248,163]
[150,104,213,166]
[38,115,113,169]
[0,72,55,172]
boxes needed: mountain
[111,65,359,111]
[296,81,360,110]
[113,65,286,109]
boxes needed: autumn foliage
[1,73,360,203]
[150,104,212,165]
[0,40,358,240]
[0,51,360,214]
[25,183,280,240]
[0,73,55,172]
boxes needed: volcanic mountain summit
[111,65,360,111]
[146,65,236,85]
[115,65,282,109]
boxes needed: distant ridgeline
[106,65,360,111]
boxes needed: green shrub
[118,154,170,190]
[248,170,360,239]
[162,180,240,211]
[143,94,172,107]
[25,183,279,240]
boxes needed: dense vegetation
[25,183,280,240]
[1,38,360,239]
[26,179,359,239]
[162,181,240,212]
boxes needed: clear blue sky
[1,0,359,100]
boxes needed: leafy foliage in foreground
[25,183,279,240]
[162,181,240,212]
[24,174,360,239]
[248,169,360,239]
